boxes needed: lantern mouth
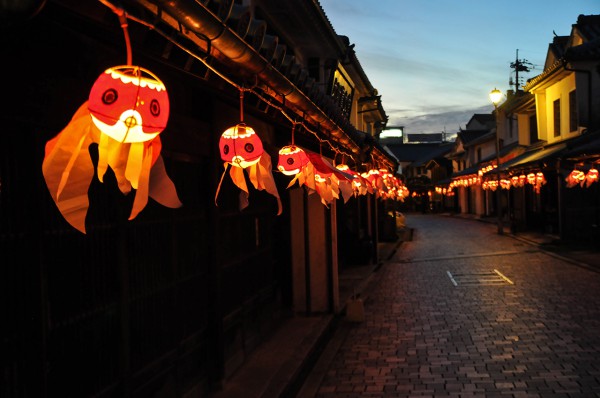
[231,155,260,168]
[91,109,160,143]
[278,165,301,176]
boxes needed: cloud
[387,105,492,135]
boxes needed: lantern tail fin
[149,154,182,209]
[128,145,153,220]
[287,173,300,189]
[254,153,282,215]
[125,142,144,190]
[230,165,249,194]
[338,180,353,203]
[304,163,317,191]
[42,103,95,234]
[215,163,229,207]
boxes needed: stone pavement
[297,213,600,397]
[211,214,600,398]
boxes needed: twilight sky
[319,0,599,137]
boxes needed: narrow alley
[299,214,600,398]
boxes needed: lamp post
[489,88,503,234]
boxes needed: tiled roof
[457,130,491,146]
[410,143,454,167]
[574,14,600,41]
[501,91,535,113]
[468,113,495,127]
[565,37,600,61]
[548,35,569,60]
[386,143,448,163]
[525,14,600,91]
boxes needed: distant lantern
[565,169,585,188]
[88,65,170,143]
[527,173,536,185]
[535,172,546,185]
[277,145,309,175]
[219,123,264,168]
[511,176,519,187]
[586,168,598,187]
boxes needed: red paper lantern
[586,168,598,187]
[88,65,169,143]
[277,145,309,175]
[219,123,264,168]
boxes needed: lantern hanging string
[98,0,359,163]
[100,0,132,65]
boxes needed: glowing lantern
[88,66,169,143]
[527,173,536,185]
[277,145,309,175]
[219,123,264,168]
[283,150,353,206]
[215,90,280,214]
[586,168,598,187]
[566,169,585,188]
[336,163,369,197]
[42,65,181,233]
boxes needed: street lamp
[489,88,503,234]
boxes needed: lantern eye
[102,89,118,105]
[150,99,160,116]
[244,143,255,153]
[286,158,295,165]
[223,145,230,155]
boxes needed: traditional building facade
[0,1,399,396]
[438,14,600,239]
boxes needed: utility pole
[509,49,534,92]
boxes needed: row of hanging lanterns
[481,172,547,193]
[42,5,403,233]
[216,94,408,210]
[443,171,548,195]
[434,186,455,197]
[565,167,598,188]
[450,176,481,188]
[444,165,600,197]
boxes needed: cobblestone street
[301,214,600,398]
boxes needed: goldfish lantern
[585,168,598,187]
[526,173,536,185]
[88,66,169,142]
[215,120,281,214]
[566,169,585,188]
[219,123,264,168]
[42,65,182,234]
[277,145,309,175]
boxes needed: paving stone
[309,214,600,397]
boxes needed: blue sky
[319,0,599,136]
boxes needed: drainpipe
[137,0,362,153]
